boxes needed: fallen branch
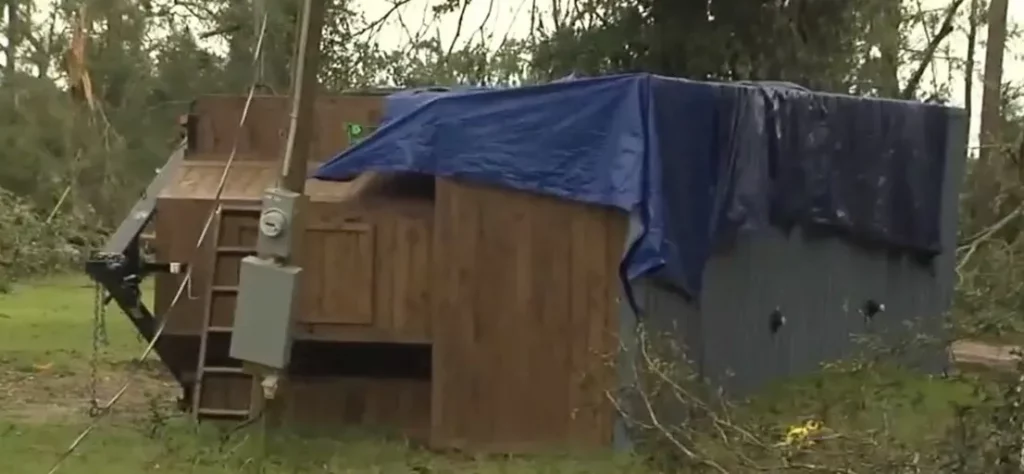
[956,203,1024,271]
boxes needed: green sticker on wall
[346,122,378,144]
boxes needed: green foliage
[622,323,1024,473]
[953,87,1024,341]
[0,0,972,231]
[0,189,100,291]
[529,0,935,96]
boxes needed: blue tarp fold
[314,74,954,304]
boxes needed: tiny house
[89,74,967,452]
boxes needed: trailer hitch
[86,252,187,310]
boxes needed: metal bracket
[84,145,188,387]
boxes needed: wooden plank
[159,160,352,202]
[283,376,431,439]
[300,223,375,325]
[156,198,217,335]
[526,190,574,444]
[374,214,397,333]
[430,179,626,451]
[600,208,627,441]
[392,215,433,338]
[199,373,251,412]
[568,204,618,444]
[431,178,478,447]
[190,95,386,161]
[289,325,431,344]
[474,182,505,443]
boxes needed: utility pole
[279,0,325,192]
[228,0,326,436]
[253,0,265,85]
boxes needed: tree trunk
[973,0,1010,224]
[877,0,902,97]
[979,0,1009,162]
[964,0,980,134]
[5,0,17,76]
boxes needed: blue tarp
[314,74,954,305]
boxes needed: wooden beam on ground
[951,340,1021,372]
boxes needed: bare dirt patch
[0,361,179,424]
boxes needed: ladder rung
[197,407,249,417]
[211,285,238,293]
[219,205,260,214]
[202,366,246,375]
[217,246,255,254]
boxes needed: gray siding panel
[614,108,969,443]
[625,229,956,398]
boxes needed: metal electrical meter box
[257,187,303,260]
[230,256,302,369]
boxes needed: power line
[44,12,271,474]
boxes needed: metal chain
[89,280,104,417]
[98,291,109,346]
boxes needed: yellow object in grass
[782,419,823,447]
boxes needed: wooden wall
[195,372,431,438]
[188,94,385,162]
[154,199,434,343]
[153,92,632,451]
[153,163,435,343]
[430,178,627,452]
[152,94,431,440]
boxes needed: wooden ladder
[192,205,260,421]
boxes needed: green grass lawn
[0,275,1000,473]
[0,275,649,474]
[0,275,141,372]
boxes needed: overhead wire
[45,11,271,474]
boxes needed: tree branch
[446,0,471,58]
[901,0,966,100]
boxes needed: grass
[0,275,141,372]
[0,274,1001,473]
[0,275,650,473]
[746,365,980,440]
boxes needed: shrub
[618,323,1024,473]
[0,188,102,291]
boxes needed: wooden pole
[253,0,265,85]
[250,0,326,438]
[279,0,326,194]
